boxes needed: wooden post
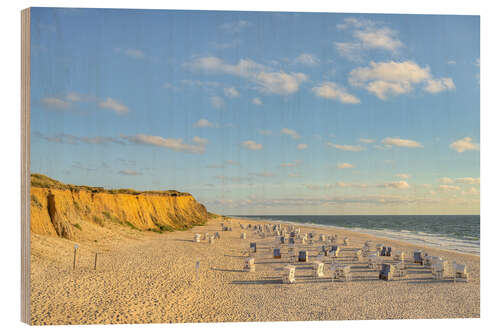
[94,253,98,270]
[73,244,78,270]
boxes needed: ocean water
[236,215,480,255]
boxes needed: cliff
[30,174,209,240]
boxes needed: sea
[235,215,480,255]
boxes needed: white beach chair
[332,264,352,282]
[343,237,349,246]
[394,250,405,262]
[454,262,469,282]
[319,234,326,242]
[241,232,246,240]
[368,254,382,270]
[313,261,325,277]
[282,265,296,284]
[244,257,256,272]
[354,249,362,262]
[394,261,408,278]
[194,234,201,243]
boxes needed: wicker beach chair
[240,232,246,240]
[413,250,424,265]
[379,263,395,281]
[194,234,201,243]
[273,248,282,259]
[250,242,257,253]
[332,264,352,282]
[299,250,309,262]
[244,257,256,272]
[282,265,296,284]
[454,262,470,282]
[313,261,325,277]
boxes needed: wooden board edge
[21,7,31,325]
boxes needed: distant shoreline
[229,215,480,257]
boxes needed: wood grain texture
[21,7,31,325]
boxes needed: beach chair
[394,261,407,278]
[299,250,309,262]
[413,250,423,265]
[329,245,340,258]
[379,263,395,281]
[214,232,221,240]
[250,242,257,253]
[332,264,352,282]
[241,232,246,240]
[313,261,325,277]
[432,260,455,280]
[308,232,314,240]
[376,244,383,254]
[208,235,215,244]
[343,237,349,246]
[282,265,296,284]
[244,258,256,272]
[273,248,282,259]
[394,250,405,262]
[319,234,326,242]
[354,249,362,262]
[279,236,286,244]
[240,224,244,229]
[288,237,295,245]
[380,246,387,256]
[386,247,392,256]
[368,255,382,270]
[454,262,469,282]
[194,234,201,243]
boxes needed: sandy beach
[30,217,480,325]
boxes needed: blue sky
[30,8,480,215]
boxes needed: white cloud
[395,174,410,179]
[439,177,454,184]
[337,163,354,169]
[41,97,71,110]
[124,49,145,59]
[280,160,302,168]
[66,92,82,102]
[439,185,461,191]
[211,96,225,109]
[248,172,275,177]
[359,138,375,144]
[184,57,307,95]
[252,97,263,105]
[424,77,456,94]
[294,53,319,66]
[296,143,308,150]
[194,118,216,128]
[220,20,251,32]
[224,87,240,98]
[98,97,129,114]
[455,177,480,185]
[240,140,263,151]
[378,181,410,189]
[281,128,300,139]
[312,82,360,104]
[450,137,479,153]
[447,60,457,65]
[463,187,479,195]
[335,18,403,61]
[118,169,142,176]
[348,61,455,100]
[122,134,207,154]
[381,137,423,148]
[258,129,272,135]
[327,142,364,152]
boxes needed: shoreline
[230,216,480,257]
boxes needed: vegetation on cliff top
[31,173,190,197]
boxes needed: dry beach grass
[30,217,480,325]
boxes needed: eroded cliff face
[30,174,208,240]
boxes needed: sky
[30,8,480,215]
